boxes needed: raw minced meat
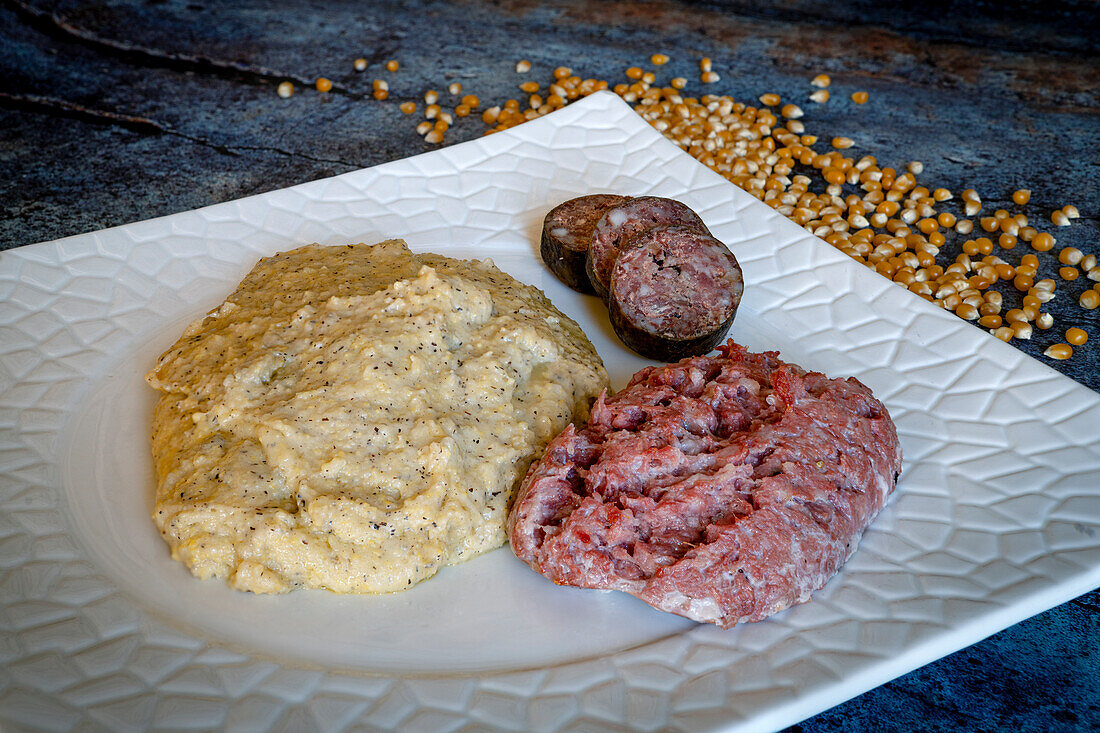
[507,340,902,627]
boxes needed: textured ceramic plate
[1,92,1098,733]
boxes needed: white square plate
[1,92,1098,732]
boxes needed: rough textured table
[1,0,1097,730]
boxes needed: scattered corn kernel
[1059,266,1079,281]
[782,104,803,119]
[416,121,431,135]
[1036,312,1054,329]
[399,101,416,114]
[448,82,462,95]
[1031,232,1055,252]
[1059,247,1083,266]
[424,130,443,144]
[810,90,830,103]
[760,93,781,106]
[1012,189,1031,205]
[832,136,853,149]
[276,81,294,98]
[651,53,670,65]
[956,303,978,320]
[811,73,831,87]
[354,58,367,72]
[1012,322,1033,340]
[516,60,531,73]
[1044,343,1073,360]
[670,77,687,89]
[993,326,1013,342]
[1081,290,1100,309]
[1066,327,1088,346]
[316,77,332,93]
[424,89,438,104]
[1062,205,1080,219]
[701,71,720,84]
[1052,210,1071,226]
[386,60,399,72]
[699,57,712,72]
[851,91,869,104]
[519,80,539,93]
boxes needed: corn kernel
[1059,247,1083,266]
[276,81,294,98]
[701,71,720,84]
[1031,232,1055,252]
[651,53,670,65]
[1012,189,1031,205]
[315,77,332,93]
[1044,343,1072,360]
[399,101,416,114]
[811,74,831,87]
[354,58,367,72]
[851,91,869,104]
[1066,327,1088,346]
[516,60,531,73]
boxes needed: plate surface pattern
[1,93,1099,732]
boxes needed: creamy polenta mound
[147,240,608,594]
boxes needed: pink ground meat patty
[507,341,902,628]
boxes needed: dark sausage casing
[586,196,709,300]
[540,194,631,294]
[608,226,744,362]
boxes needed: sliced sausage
[608,226,743,362]
[586,196,709,300]
[540,194,632,294]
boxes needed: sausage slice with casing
[541,194,632,294]
[586,196,710,300]
[608,226,743,362]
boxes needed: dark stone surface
[1,1,1097,730]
